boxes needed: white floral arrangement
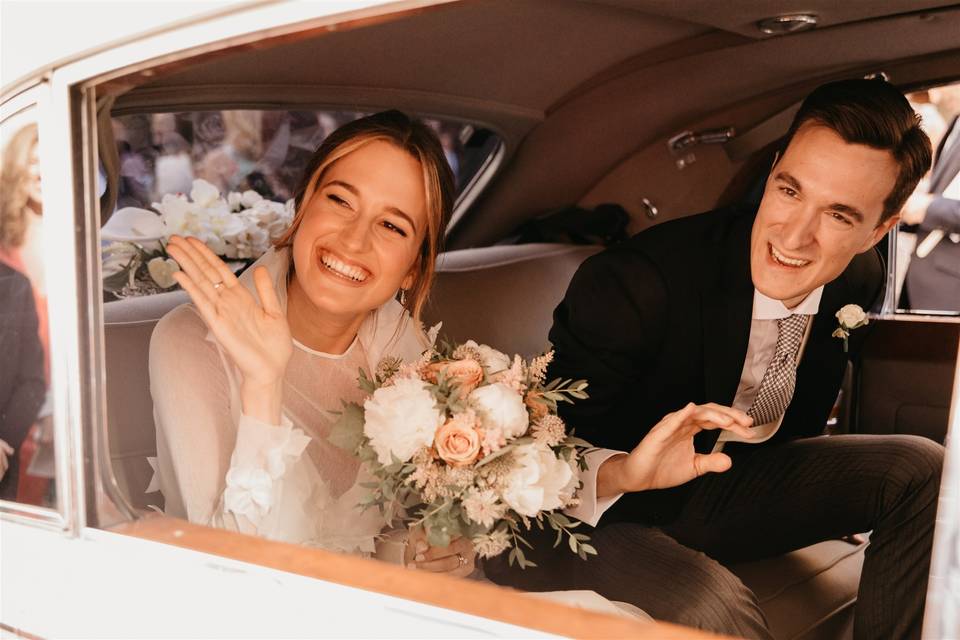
[831,304,869,352]
[331,340,596,569]
[101,179,294,297]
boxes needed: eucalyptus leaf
[328,402,365,452]
[358,367,377,394]
[551,512,573,527]
[475,443,516,468]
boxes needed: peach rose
[435,418,483,467]
[425,358,485,395]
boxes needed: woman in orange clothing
[0,122,52,504]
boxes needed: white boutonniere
[831,304,868,352]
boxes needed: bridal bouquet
[101,179,294,297]
[331,340,596,568]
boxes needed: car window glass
[102,110,498,300]
[898,81,960,315]
[1,106,59,511]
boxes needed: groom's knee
[880,435,944,506]
[663,560,771,640]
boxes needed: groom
[486,78,944,640]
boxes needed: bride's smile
[317,248,371,284]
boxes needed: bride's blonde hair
[274,111,454,323]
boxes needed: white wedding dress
[149,247,649,622]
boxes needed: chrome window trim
[448,138,507,234]
[867,314,960,324]
[40,77,87,536]
[78,87,137,526]
[874,226,960,323]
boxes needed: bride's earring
[398,288,408,307]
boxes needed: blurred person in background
[901,83,960,312]
[0,264,45,500]
[151,112,194,197]
[197,110,265,193]
[0,123,50,502]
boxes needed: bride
[150,111,751,600]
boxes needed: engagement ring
[212,281,224,291]
[456,553,466,568]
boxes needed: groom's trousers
[484,434,944,640]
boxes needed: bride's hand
[166,236,293,420]
[404,528,476,578]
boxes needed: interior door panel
[853,319,958,443]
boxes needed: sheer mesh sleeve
[149,304,308,536]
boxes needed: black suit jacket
[904,115,960,312]
[0,262,46,500]
[548,204,884,525]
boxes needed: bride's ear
[401,257,420,291]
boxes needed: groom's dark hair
[781,78,932,223]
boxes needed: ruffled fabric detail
[221,414,310,522]
[223,467,273,520]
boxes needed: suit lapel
[702,215,754,406]
[775,270,851,440]
[803,277,846,365]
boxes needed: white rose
[469,382,529,439]
[227,192,243,211]
[836,304,867,329]
[241,190,264,208]
[200,230,229,256]
[249,198,274,218]
[154,193,191,234]
[218,212,248,237]
[189,179,221,207]
[463,340,511,375]
[363,377,444,465]
[500,443,575,517]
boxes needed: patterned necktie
[747,314,810,426]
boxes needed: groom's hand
[597,403,755,497]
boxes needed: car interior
[93,2,960,638]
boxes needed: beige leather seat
[103,242,863,640]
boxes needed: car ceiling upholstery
[111,0,960,248]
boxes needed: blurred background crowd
[112,110,472,210]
